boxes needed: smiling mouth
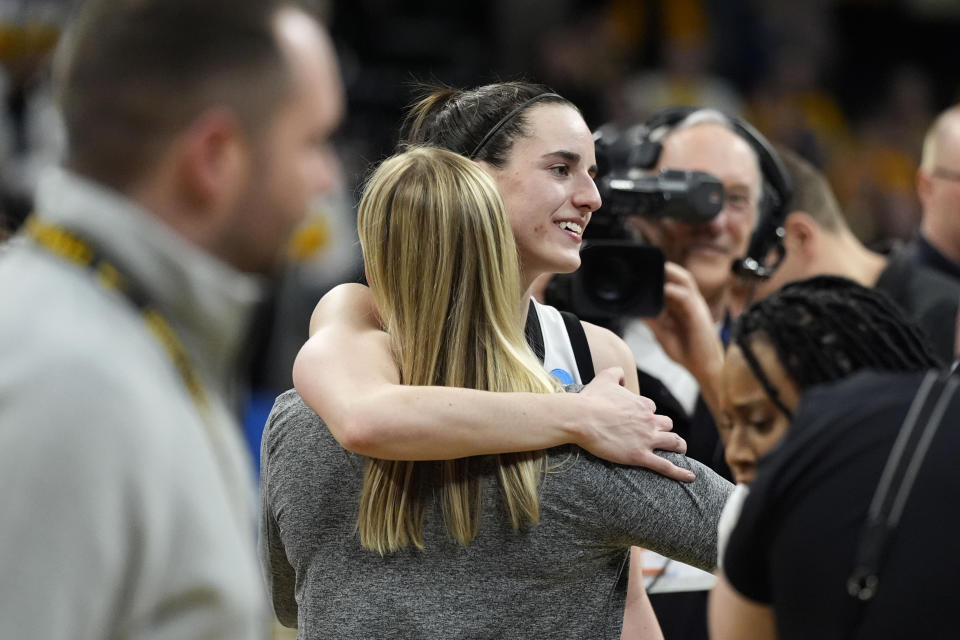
[687,242,728,255]
[555,220,584,236]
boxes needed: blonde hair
[355,146,560,553]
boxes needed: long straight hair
[355,147,560,553]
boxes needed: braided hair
[732,275,940,418]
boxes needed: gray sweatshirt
[0,168,269,639]
[260,390,732,639]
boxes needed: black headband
[468,93,562,160]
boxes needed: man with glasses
[617,111,958,637]
[617,109,770,640]
[628,110,764,329]
[623,109,768,479]
[907,105,960,282]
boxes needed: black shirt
[903,232,960,281]
[876,246,960,365]
[724,370,960,639]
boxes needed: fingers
[652,429,686,454]
[639,451,696,483]
[594,366,626,386]
[637,394,658,414]
[662,280,704,318]
[661,262,706,314]
[654,413,673,432]
[663,261,698,286]
[662,282,695,306]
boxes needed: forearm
[318,384,585,460]
[296,282,684,471]
[647,261,725,418]
[297,284,589,459]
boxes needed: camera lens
[585,254,643,305]
[575,243,665,317]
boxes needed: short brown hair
[56,0,294,190]
[775,145,846,233]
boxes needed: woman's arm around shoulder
[294,283,693,480]
[581,321,696,482]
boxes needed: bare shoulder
[309,282,381,336]
[295,282,397,395]
[581,321,634,369]
[299,282,388,365]
[581,321,639,392]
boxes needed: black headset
[632,106,794,281]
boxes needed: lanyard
[25,216,211,413]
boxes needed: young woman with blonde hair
[352,146,558,552]
[261,146,731,638]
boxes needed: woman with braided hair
[694,275,942,639]
[717,274,939,486]
[705,274,960,640]
[641,269,942,638]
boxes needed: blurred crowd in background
[329,0,960,249]
[2,0,959,393]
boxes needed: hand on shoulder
[577,367,695,483]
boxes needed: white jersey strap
[531,299,584,385]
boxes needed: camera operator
[585,107,789,476]
[629,112,761,324]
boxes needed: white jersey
[531,299,585,385]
